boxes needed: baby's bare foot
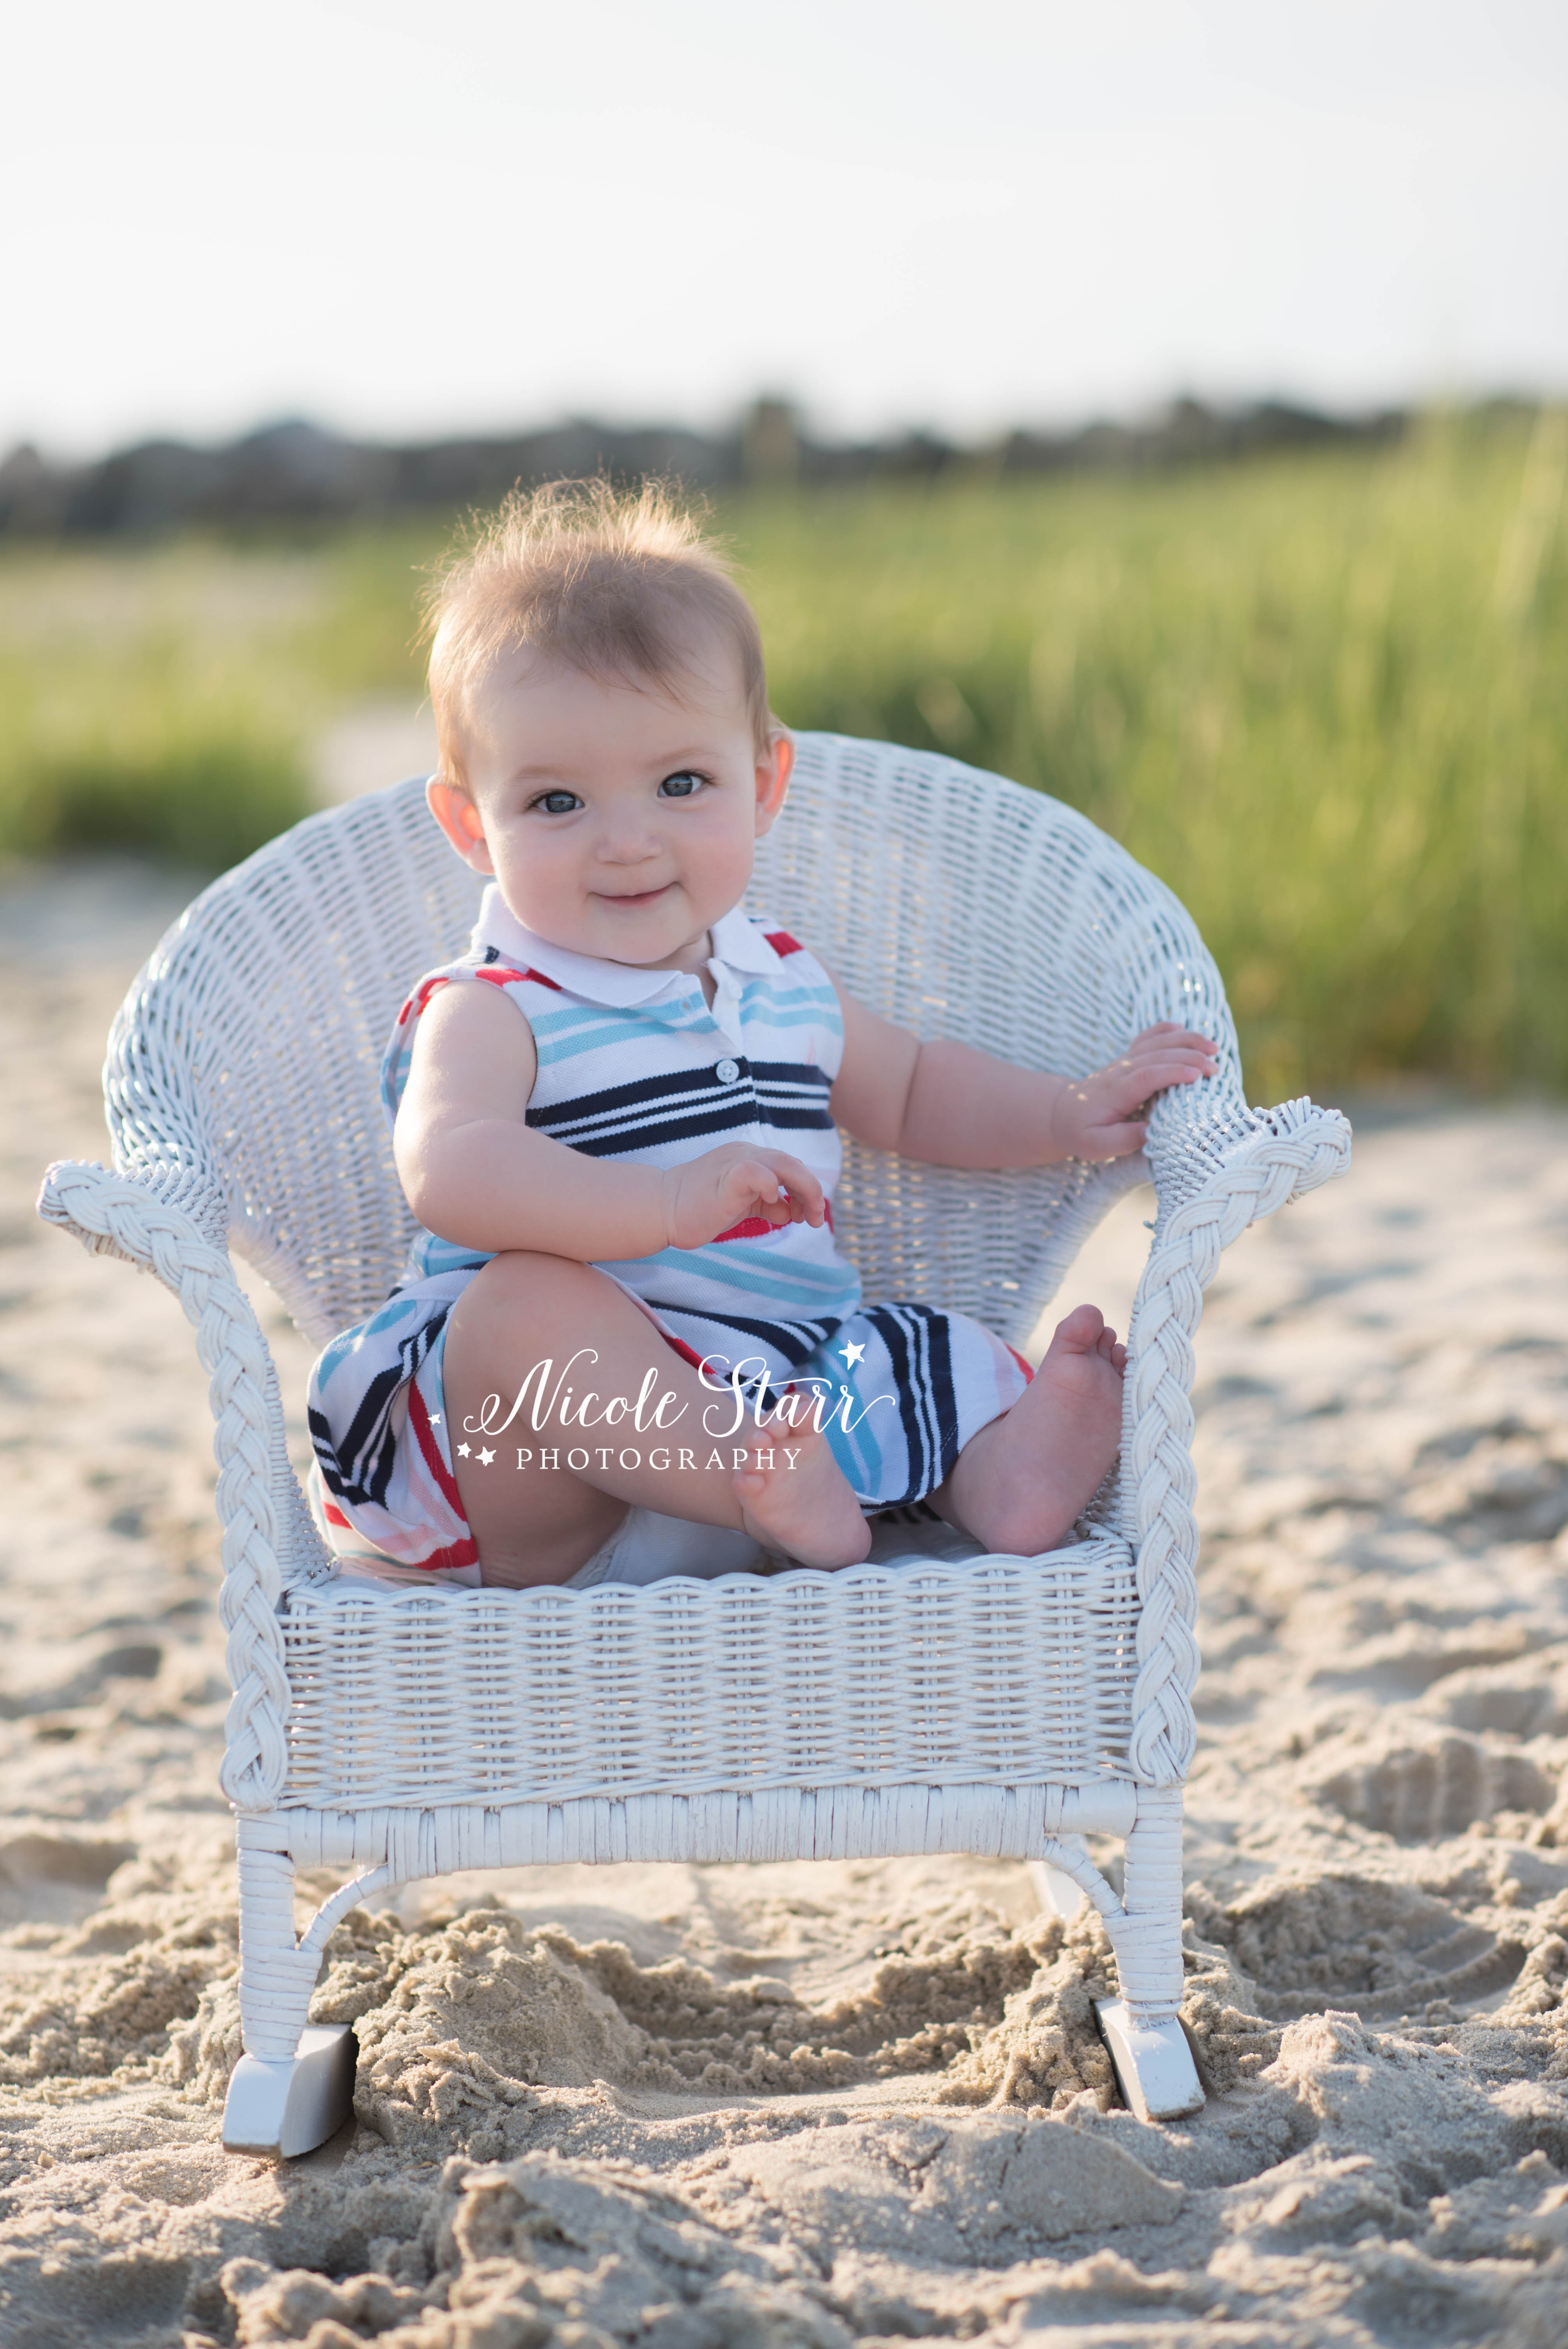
[935,1303,1126,1556]
[732,1421,872,1570]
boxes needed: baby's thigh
[442,1256,635,1583]
[442,1252,734,1438]
[443,1252,635,1399]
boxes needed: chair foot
[222,2024,358,2158]
[1094,1998,1204,2123]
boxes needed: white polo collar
[470,883,784,1008]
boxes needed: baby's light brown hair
[423,478,774,792]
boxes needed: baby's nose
[596,823,663,863]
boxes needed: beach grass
[0,542,322,868]
[1,409,1563,1098]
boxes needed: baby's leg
[442,1251,871,1586]
[932,1304,1126,1556]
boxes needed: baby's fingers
[1124,1027,1218,1068]
[1108,1051,1217,1101]
[1122,1026,1216,1056]
[720,1157,791,1224]
[1140,1050,1217,1083]
[764,1151,825,1226]
[1128,1022,1216,1049]
[1084,1119,1151,1160]
[721,1152,825,1228]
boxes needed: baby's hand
[1049,1024,1219,1159]
[659,1144,827,1250]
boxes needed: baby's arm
[829,985,1217,1166]
[396,981,829,1257]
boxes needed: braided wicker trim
[37,1157,292,1811]
[1124,1103,1352,1783]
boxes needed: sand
[4,858,1568,2348]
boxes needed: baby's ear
[754,731,794,834]
[426,777,495,874]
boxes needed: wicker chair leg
[1028,1838,1089,1919]
[1094,1788,1202,2123]
[222,1840,357,2158]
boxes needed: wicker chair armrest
[1117,1094,1351,1787]
[1143,1066,1350,1227]
[36,1159,293,1812]
[39,1150,230,1266]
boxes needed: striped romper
[307,884,1032,1577]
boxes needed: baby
[307,481,1216,1589]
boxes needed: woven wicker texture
[100,775,482,1345]
[280,1544,1137,1810]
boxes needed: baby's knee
[468,1248,612,1320]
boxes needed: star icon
[428,1414,442,1426]
[478,1447,495,1466]
[457,1441,471,1459]
[839,1340,866,1367]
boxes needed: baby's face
[428,639,790,970]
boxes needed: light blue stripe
[740,976,842,1015]
[817,1328,898,1500]
[602,1244,861,1314]
[409,1236,495,1280]
[734,1006,842,1036]
[529,1004,709,1058]
[315,1293,430,1387]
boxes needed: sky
[5,0,1567,458]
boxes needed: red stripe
[322,1497,477,1573]
[410,1381,466,1512]
[401,973,452,1024]
[711,1203,831,1241]
[658,1329,709,1371]
[1005,1343,1035,1384]
[413,1535,480,1572]
[408,1389,480,1568]
[764,928,803,957]
[477,963,562,992]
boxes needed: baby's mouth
[595,884,673,909]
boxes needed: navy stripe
[529,1063,735,1123]
[535,1092,832,1148]
[536,1091,756,1142]
[644,1305,844,1369]
[748,1060,832,1090]
[529,1061,833,1146]
[864,1303,960,1507]
[312,1307,449,1507]
[538,1100,763,1157]
[750,1105,835,1132]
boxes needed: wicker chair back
[103,735,1233,1350]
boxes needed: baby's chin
[509,883,722,968]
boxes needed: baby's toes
[1053,1302,1106,1352]
[733,1442,773,1490]
[1094,1325,1120,1362]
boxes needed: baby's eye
[530,789,581,816]
[658,770,707,800]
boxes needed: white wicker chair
[39,734,1348,2156]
